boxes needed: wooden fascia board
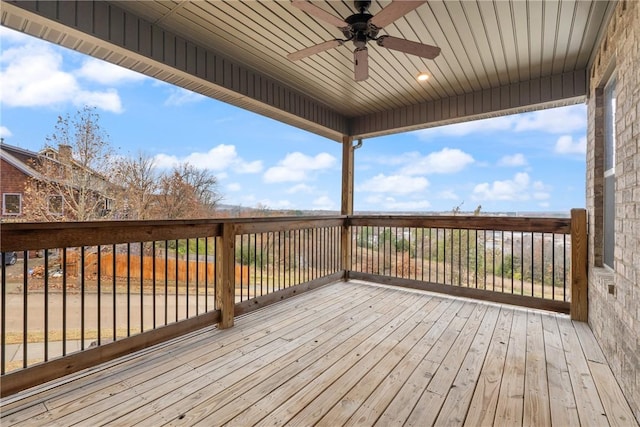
[349,70,588,139]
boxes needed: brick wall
[0,158,29,219]
[586,0,640,421]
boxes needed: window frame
[48,194,64,216]
[2,193,22,215]
[603,74,616,269]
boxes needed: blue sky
[0,26,586,214]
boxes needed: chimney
[58,144,72,164]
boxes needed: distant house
[0,141,116,221]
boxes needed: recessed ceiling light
[417,73,430,82]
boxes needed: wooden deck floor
[1,281,637,426]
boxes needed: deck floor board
[1,280,637,427]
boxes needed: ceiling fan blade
[354,47,369,81]
[291,0,348,28]
[369,1,428,28]
[288,39,344,61]
[377,35,441,59]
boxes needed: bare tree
[174,163,221,213]
[156,171,201,219]
[113,152,158,219]
[23,106,115,221]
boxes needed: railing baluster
[61,249,66,356]
[98,246,102,346]
[140,242,144,331]
[23,252,28,369]
[113,244,117,341]
[44,249,49,361]
[164,241,168,325]
[80,247,86,349]
[153,241,157,329]
[126,243,131,335]
[186,239,190,316]
[1,252,6,374]
[174,239,178,323]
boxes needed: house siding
[0,158,28,219]
[587,0,640,421]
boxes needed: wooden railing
[348,209,587,316]
[0,210,587,396]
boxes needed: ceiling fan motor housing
[343,9,378,48]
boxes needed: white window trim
[2,193,22,215]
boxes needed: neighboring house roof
[0,141,113,190]
[0,142,43,179]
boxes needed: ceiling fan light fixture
[417,72,430,82]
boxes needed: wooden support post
[341,135,354,216]
[341,136,354,280]
[216,222,235,329]
[570,208,588,321]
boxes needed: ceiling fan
[288,0,440,81]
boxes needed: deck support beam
[216,222,236,328]
[570,208,588,321]
[341,136,354,278]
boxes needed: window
[48,195,64,216]
[603,75,616,269]
[2,193,22,215]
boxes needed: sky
[0,26,587,214]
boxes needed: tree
[23,106,115,221]
[113,152,158,219]
[175,163,221,212]
[156,171,201,219]
[153,163,221,219]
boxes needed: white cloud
[554,135,586,155]
[415,105,586,138]
[472,172,532,201]
[153,144,262,173]
[263,152,336,183]
[287,183,314,194]
[401,148,474,175]
[438,190,459,200]
[0,42,123,113]
[0,126,13,138]
[313,196,335,210]
[514,105,586,134]
[164,87,206,107]
[358,174,429,194]
[498,153,527,167]
[416,115,514,138]
[472,173,552,203]
[76,59,147,85]
[227,183,242,192]
[365,195,431,211]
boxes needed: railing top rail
[0,221,224,251]
[349,215,572,234]
[1,213,573,252]
[0,215,347,251]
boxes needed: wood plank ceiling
[0,1,614,141]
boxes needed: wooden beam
[570,208,588,321]
[341,136,354,216]
[216,222,236,328]
[341,136,354,278]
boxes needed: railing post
[216,222,235,329]
[570,208,588,321]
[341,218,352,280]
